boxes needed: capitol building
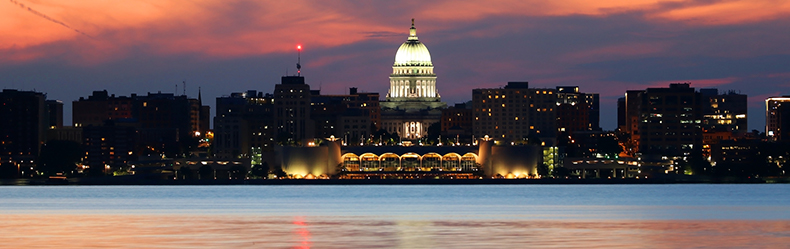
[274,20,541,179]
[380,19,447,140]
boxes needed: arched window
[422,153,441,171]
[360,153,380,171]
[342,153,360,171]
[461,153,478,171]
[380,153,400,171]
[442,153,461,171]
[401,153,421,171]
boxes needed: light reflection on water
[1,184,789,248]
[2,215,789,248]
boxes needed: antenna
[183,81,186,96]
[175,84,178,94]
[296,44,302,76]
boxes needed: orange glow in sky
[2,0,789,64]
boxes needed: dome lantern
[394,19,432,67]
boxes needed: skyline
[3,1,790,130]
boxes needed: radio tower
[296,44,302,76]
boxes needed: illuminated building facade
[766,96,790,141]
[472,82,558,143]
[213,91,275,159]
[276,138,542,179]
[634,83,703,159]
[83,121,137,174]
[275,76,314,143]
[700,88,747,133]
[380,19,447,140]
[312,87,380,142]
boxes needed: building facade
[472,82,558,143]
[380,19,447,140]
[700,88,747,133]
[636,83,703,159]
[766,96,790,141]
[274,76,314,143]
[0,89,48,168]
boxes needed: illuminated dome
[394,20,432,67]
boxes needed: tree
[198,164,214,180]
[251,162,270,178]
[552,167,570,178]
[229,165,247,179]
[271,165,287,179]
[0,163,18,179]
[38,140,83,176]
[597,135,623,158]
[537,163,550,177]
[426,122,441,144]
[178,166,194,180]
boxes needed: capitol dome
[394,20,432,67]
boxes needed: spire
[408,18,418,41]
[198,87,202,104]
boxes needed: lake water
[1,184,789,248]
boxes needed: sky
[2,0,790,131]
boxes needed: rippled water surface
[1,184,789,248]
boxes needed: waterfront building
[213,91,275,159]
[556,86,600,134]
[441,102,473,143]
[274,76,314,143]
[700,88,747,133]
[45,100,63,129]
[380,19,447,140]
[72,90,135,127]
[47,126,82,143]
[276,137,542,179]
[312,87,380,143]
[472,82,558,143]
[82,120,137,174]
[766,96,790,141]
[0,89,48,175]
[73,90,209,157]
[626,83,703,159]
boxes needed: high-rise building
[621,90,645,155]
[45,100,63,129]
[700,88,747,133]
[82,120,137,174]
[0,89,48,167]
[73,90,209,156]
[617,97,626,131]
[472,82,557,143]
[311,87,380,140]
[766,96,790,141]
[380,19,447,140]
[555,86,599,134]
[213,91,275,158]
[72,90,134,127]
[274,76,314,143]
[635,83,703,159]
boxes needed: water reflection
[292,216,312,249]
[2,215,789,248]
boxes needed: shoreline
[2,176,787,185]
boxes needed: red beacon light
[297,45,302,50]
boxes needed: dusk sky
[2,0,790,130]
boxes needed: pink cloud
[3,0,790,66]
